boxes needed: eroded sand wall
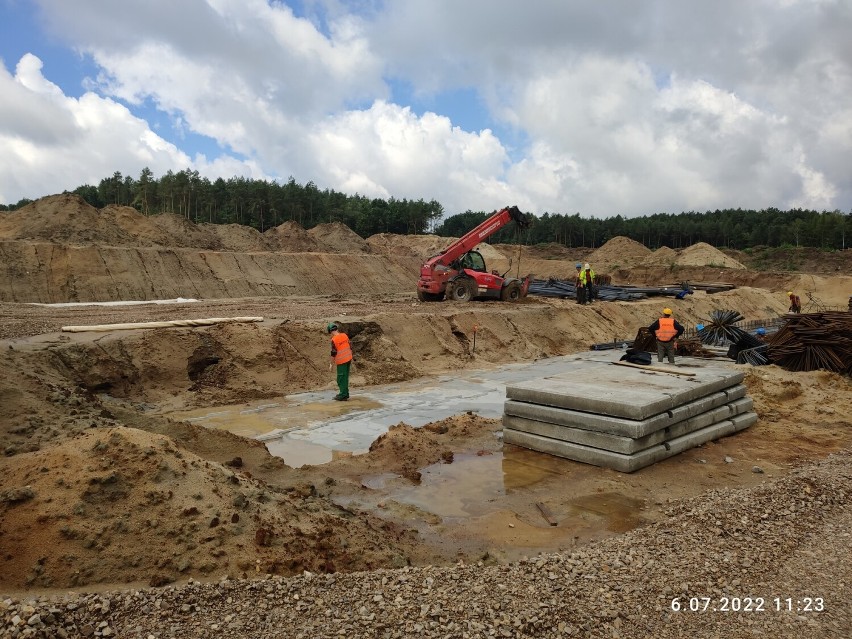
[0,242,417,303]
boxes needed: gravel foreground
[3,450,850,639]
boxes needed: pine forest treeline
[1,168,850,251]
[3,169,445,239]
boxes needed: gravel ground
[3,450,849,639]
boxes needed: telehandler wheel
[450,278,475,302]
[417,290,445,302]
[500,282,521,302]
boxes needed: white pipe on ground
[61,317,264,332]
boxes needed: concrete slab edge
[504,385,749,438]
[503,397,754,454]
[503,411,758,473]
[506,372,746,420]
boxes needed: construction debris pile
[766,312,852,374]
[502,355,757,472]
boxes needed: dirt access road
[1,195,851,637]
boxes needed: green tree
[73,185,103,208]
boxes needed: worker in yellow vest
[578,263,596,305]
[328,322,353,400]
[647,308,684,364]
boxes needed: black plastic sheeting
[527,278,693,302]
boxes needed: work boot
[333,395,349,401]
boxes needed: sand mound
[0,194,142,246]
[0,197,220,249]
[367,233,450,258]
[641,246,678,266]
[308,222,371,254]
[586,236,651,269]
[97,205,176,247]
[0,426,412,589]
[495,242,575,260]
[677,242,746,269]
[200,223,271,252]
[264,220,322,252]
[1,195,377,254]
[1,195,262,252]
[147,212,224,250]
[366,233,504,261]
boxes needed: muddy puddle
[362,450,643,526]
[345,446,653,562]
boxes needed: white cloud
[0,53,260,203]
[1,0,849,215]
[304,101,510,210]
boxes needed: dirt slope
[0,244,419,303]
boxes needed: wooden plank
[536,502,558,526]
[611,360,696,377]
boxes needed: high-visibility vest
[579,268,595,285]
[331,333,353,364]
[655,317,677,342]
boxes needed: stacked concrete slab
[503,354,757,472]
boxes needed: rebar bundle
[697,309,752,346]
[632,327,657,352]
[767,312,852,374]
[736,345,770,366]
[676,338,717,358]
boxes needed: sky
[1,0,851,218]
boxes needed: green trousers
[336,361,351,398]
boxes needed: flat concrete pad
[505,355,744,420]
[504,412,758,472]
[504,385,748,438]
[503,397,754,455]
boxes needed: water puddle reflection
[566,492,646,532]
[165,395,381,466]
[362,448,573,520]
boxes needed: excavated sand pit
[1,195,851,637]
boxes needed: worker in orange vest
[327,322,353,401]
[647,308,684,364]
[787,291,801,313]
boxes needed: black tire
[500,281,521,301]
[417,290,445,302]
[450,278,475,302]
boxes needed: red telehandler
[416,205,532,302]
